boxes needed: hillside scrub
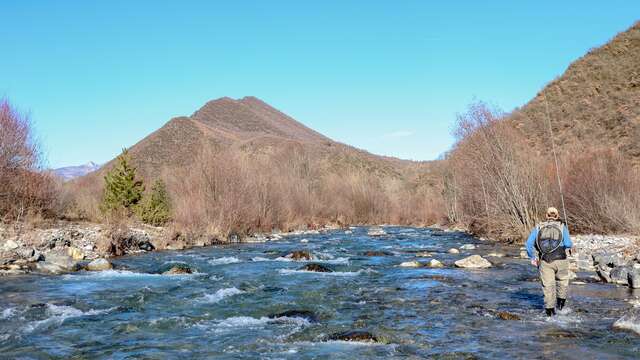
[0,99,56,222]
[445,101,640,241]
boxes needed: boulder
[67,247,85,261]
[15,247,43,262]
[399,261,422,268]
[327,330,379,343]
[427,259,444,268]
[86,258,113,271]
[268,310,318,323]
[163,264,194,275]
[37,253,80,274]
[300,263,333,273]
[286,250,313,261]
[138,241,155,252]
[3,239,19,251]
[628,264,640,289]
[610,266,632,286]
[448,248,460,254]
[593,253,627,268]
[460,244,476,250]
[454,255,492,269]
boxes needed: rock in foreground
[455,255,492,269]
[300,263,333,273]
[86,258,113,271]
[328,331,380,343]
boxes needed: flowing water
[1,227,639,359]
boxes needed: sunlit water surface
[1,227,639,359]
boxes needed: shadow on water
[0,226,639,359]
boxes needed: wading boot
[557,298,566,311]
[545,308,556,317]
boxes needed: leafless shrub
[0,99,56,222]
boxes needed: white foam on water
[252,255,349,265]
[0,334,9,342]
[278,269,362,277]
[199,287,245,303]
[1,307,16,319]
[294,340,388,348]
[208,256,241,265]
[24,304,115,333]
[196,315,310,333]
[63,269,200,280]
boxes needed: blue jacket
[525,222,572,259]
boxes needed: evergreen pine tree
[100,149,144,217]
[138,179,171,226]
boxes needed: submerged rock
[327,330,380,343]
[496,311,521,321]
[455,255,492,269]
[399,261,422,268]
[285,250,313,261]
[300,263,333,273]
[268,310,318,322]
[448,248,460,254]
[367,227,387,237]
[163,264,194,275]
[363,251,391,257]
[86,258,113,271]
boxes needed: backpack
[535,221,566,262]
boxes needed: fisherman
[526,207,573,316]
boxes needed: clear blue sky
[1,1,638,168]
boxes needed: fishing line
[543,93,569,227]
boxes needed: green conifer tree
[138,179,172,226]
[100,149,144,217]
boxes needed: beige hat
[546,207,560,220]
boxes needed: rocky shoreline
[2,223,639,290]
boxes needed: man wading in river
[526,207,573,317]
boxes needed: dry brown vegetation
[0,100,56,223]
[444,101,640,241]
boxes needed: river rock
[610,266,632,286]
[427,259,444,268]
[37,253,80,274]
[497,311,521,321]
[363,251,391,257]
[460,244,476,250]
[328,330,379,343]
[613,308,640,335]
[268,310,318,323]
[399,261,422,268]
[455,255,492,269]
[367,227,386,237]
[628,264,640,289]
[300,263,333,273]
[163,264,194,275]
[448,248,460,254]
[138,241,155,252]
[519,250,529,259]
[415,252,432,257]
[3,239,19,251]
[593,253,627,268]
[285,250,313,261]
[67,247,85,261]
[487,252,505,258]
[87,258,113,271]
[596,264,612,283]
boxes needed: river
[1,227,638,359]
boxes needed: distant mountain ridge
[54,162,101,180]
